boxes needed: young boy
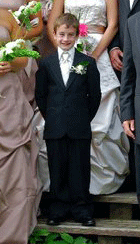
[35,13,101,226]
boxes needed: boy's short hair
[54,13,79,36]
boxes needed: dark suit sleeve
[120,21,136,123]
[35,59,48,119]
[87,58,101,121]
[108,32,120,52]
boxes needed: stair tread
[92,192,138,204]
[37,218,140,237]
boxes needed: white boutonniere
[70,61,89,75]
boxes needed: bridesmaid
[0,1,42,243]
[17,0,43,109]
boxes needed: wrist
[109,47,120,54]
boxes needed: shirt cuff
[109,47,120,54]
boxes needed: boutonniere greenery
[70,61,89,75]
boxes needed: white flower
[15,6,25,16]
[28,1,37,7]
[19,5,26,12]
[15,39,25,46]
[76,65,83,72]
[5,48,14,55]
[0,39,25,56]
[5,41,17,49]
[71,61,89,75]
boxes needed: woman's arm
[47,0,64,47]
[0,10,28,74]
[92,0,118,60]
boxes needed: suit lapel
[123,0,130,12]
[66,50,82,90]
[135,13,140,56]
[49,51,66,90]
[132,0,139,9]
[123,0,139,13]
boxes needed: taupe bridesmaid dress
[0,2,41,244]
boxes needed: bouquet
[12,1,42,30]
[0,39,40,62]
[0,1,42,62]
[76,23,93,55]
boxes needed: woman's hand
[0,61,12,76]
[0,56,28,75]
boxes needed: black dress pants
[135,143,140,196]
[46,135,91,203]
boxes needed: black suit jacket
[120,12,140,144]
[35,49,101,139]
[110,0,140,51]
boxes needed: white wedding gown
[34,0,130,195]
[65,0,130,194]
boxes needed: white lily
[5,48,14,55]
[5,41,17,49]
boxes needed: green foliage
[0,48,40,62]
[14,2,42,30]
[60,233,74,243]
[28,229,97,244]
[76,40,92,53]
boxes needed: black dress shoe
[71,204,95,226]
[82,218,95,226]
[47,218,60,225]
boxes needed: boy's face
[53,24,78,51]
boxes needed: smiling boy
[35,13,101,226]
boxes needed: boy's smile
[53,24,78,51]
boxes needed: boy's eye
[69,33,75,37]
[59,33,64,36]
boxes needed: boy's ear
[53,31,56,40]
[75,35,79,41]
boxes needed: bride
[46,0,130,195]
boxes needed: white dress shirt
[129,0,134,9]
[58,47,75,85]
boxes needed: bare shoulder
[0,9,14,32]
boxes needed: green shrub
[28,229,97,244]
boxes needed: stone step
[92,192,138,220]
[92,192,137,205]
[37,217,140,237]
[37,193,139,244]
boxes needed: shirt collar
[129,0,134,9]
[58,47,75,61]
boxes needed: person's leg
[67,137,95,226]
[45,137,70,224]
[68,138,91,202]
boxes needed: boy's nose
[63,35,68,41]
